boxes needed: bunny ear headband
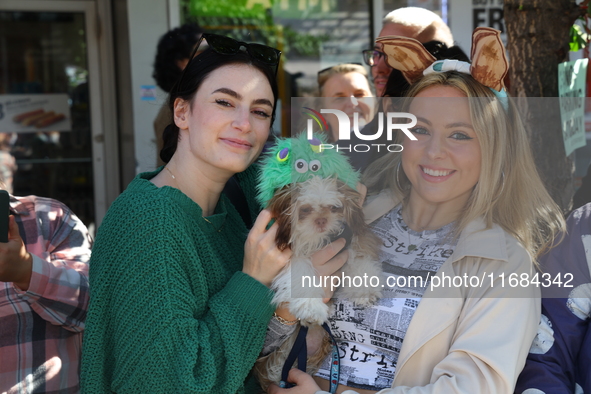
[377,27,509,100]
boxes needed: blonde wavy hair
[363,71,565,259]
[317,63,371,96]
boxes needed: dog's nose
[315,217,327,229]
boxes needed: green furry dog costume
[256,133,359,206]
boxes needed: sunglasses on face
[362,41,449,68]
[362,49,386,67]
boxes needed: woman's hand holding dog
[243,210,292,287]
[274,237,348,323]
[311,238,349,302]
[268,369,322,393]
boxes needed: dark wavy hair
[152,23,203,93]
[160,47,280,163]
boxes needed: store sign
[0,94,72,133]
[449,0,506,52]
[190,0,336,19]
[472,0,505,33]
[558,59,588,156]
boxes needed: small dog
[254,175,382,389]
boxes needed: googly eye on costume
[309,160,321,172]
[276,147,289,162]
[295,159,308,173]
[309,138,322,153]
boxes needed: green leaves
[570,24,589,52]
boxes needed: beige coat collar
[363,188,513,383]
[363,189,510,263]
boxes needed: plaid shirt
[0,195,91,394]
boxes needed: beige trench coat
[338,191,542,394]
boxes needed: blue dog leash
[279,323,340,393]
[279,325,308,388]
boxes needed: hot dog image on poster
[0,94,72,132]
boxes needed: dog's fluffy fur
[254,176,382,390]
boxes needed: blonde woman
[316,63,376,143]
[267,31,564,394]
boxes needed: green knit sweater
[81,166,274,393]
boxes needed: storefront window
[0,11,95,226]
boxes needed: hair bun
[160,123,177,163]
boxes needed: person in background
[380,41,469,99]
[571,168,591,213]
[515,203,591,394]
[317,63,376,143]
[152,23,203,167]
[0,132,17,193]
[0,179,92,394]
[363,7,454,97]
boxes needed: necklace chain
[163,166,224,232]
[202,216,224,232]
[164,166,175,179]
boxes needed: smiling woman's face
[402,84,481,211]
[174,63,274,175]
[321,72,375,141]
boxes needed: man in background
[363,7,454,97]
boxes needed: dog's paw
[341,286,382,306]
[289,298,329,326]
[353,295,379,307]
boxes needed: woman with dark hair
[81,35,294,393]
[152,23,203,167]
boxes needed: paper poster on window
[0,94,72,133]
[558,59,588,156]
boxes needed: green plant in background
[570,0,591,52]
[570,24,589,52]
[282,26,329,57]
[180,0,331,60]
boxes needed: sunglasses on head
[175,33,281,94]
[201,33,281,69]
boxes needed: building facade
[0,0,522,230]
